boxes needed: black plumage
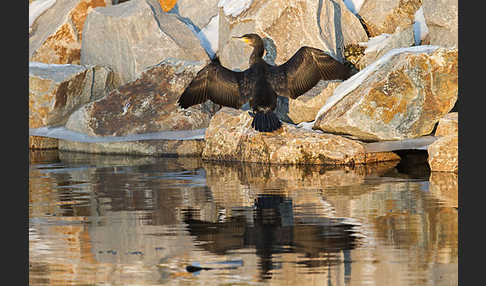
[177,33,352,132]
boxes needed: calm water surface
[29,150,457,285]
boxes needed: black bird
[177,33,352,132]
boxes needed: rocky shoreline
[29,0,458,172]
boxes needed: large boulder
[218,0,368,70]
[66,58,219,137]
[29,62,115,128]
[202,107,400,165]
[358,0,422,37]
[80,0,209,86]
[314,47,458,141]
[29,0,111,64]
[421,0,458,48]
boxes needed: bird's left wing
[268,47,351,99]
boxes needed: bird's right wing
[178,61,245,109]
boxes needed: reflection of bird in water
[178,33,352,132]
[183,194,358,280]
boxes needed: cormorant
[177,33,352,132]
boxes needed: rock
[58,138,204,156]
[427,135,458,172]
[421,0,458,48]
[422,26,457,49]
[275,81,342,124]
[66,58,219,137]
[29,0,111,64]
[218,0,367,70]
[202,107,400,165]
[356,25,415,70]
[80,0,209,86]
[29,62,115,128]
[29,136,58,149]
[434,112,457,137]
[314,47,458,141]
[358,0,422,37]
[176,0,219,28]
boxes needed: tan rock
[65,59,219,136]
[202,107,400,165]
[29,0,110,64]
[314,47,458,141]
[359,0,422,37]
[427,135,458,172]
[218,0,367,70]
[435,112,458,137]
[29,62,114,128]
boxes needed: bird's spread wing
[178,60,244,109]
[268,47,351,99]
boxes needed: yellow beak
[233,36,250,44]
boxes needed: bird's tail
[251,111,282,132]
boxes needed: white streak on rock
[218,0,252,17]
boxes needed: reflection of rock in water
[183,194,358,280]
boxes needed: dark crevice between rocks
[356,15,372,38]
[389,149,430,179]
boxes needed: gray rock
[80,0,209,86]
[422,0,457,47]
[176,0,219,28]
[218,0,367,71]
[59,138,205,156]
[66,58,219,137]
[29,62,114,128]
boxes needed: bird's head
[233,33,263,47]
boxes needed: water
[29,149,457,286]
